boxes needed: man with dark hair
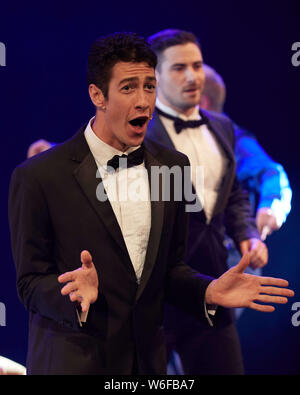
[146,28,270,374]
[86,32,157,98]
[14,31,293,375]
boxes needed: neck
[91,112,129,152]
[157,94,197,117]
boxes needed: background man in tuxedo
[146,29,270,375]
[199,64,292,320]
[199,64,292,243]
[11,31,293,375]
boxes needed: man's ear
[88,84,106,110]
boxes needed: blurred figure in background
[199,64,292,299]
[27,139,55,158]
[146,29,268,375]
[199,64,292,242]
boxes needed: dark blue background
[1,0,299,374]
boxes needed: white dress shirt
[156,99,227,223]
[84,118,151,283]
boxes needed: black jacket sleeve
[8,165,79,329]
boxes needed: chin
[127,135,145,148]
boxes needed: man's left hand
[205,253,294,311]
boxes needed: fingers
[259,276,291,288]
[81,300,90,313]
[58,250,98,309]
[255,294,288,304]
[260,286,295,297]
[58,271,74,283]
[81,250,93,269]
[249,240,268,269]
[239,240,250,255]
[69,291,81,302]
[249,302,275,312]
[232,253,250,273]
[60,280,78,296]
[249,282,295,311]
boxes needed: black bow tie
[156,107,208,134]
[107,145,144,171]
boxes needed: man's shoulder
[201,108,233,126]
[201,109,235,145]
[144,137,190,167]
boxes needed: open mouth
[183,85,200,93]
[184,88,198,93]
[129,116,148,128]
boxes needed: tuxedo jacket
[146,109,259,328]
[8,126,213,375]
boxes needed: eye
[172,65,185,71]
[145,83,156,92]
[121,85,133,93]
[194,62,203,70]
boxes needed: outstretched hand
[205,253,294,312]
[58,250,99,312]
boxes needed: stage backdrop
[1,0,299,374]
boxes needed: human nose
[185,67,197,83]
[135,89,150,112]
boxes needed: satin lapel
[204,113,236,216]
[136,143,165,301]
[72,150,132,268]
[146,110,176,149]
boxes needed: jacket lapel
[69,129,133,270]
[147,110,207,223]
[136,140,165,301]
[203,110,236,216]
[146,110,175,149]
[68,127,171,297]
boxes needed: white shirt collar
[84,117,140,167]
[156,98,201,121]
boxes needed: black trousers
[165,321,244,375]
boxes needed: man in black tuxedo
[146,29,270,374]
[8,32,293,375]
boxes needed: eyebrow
[171,60,203,67]
[118,76,156,86]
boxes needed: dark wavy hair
[148,29,201,70]
[87,32,157,98]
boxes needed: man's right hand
[58,250,99,313]
[27,139,52,158]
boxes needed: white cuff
[76,305,90,327]
[204,302,217,327]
